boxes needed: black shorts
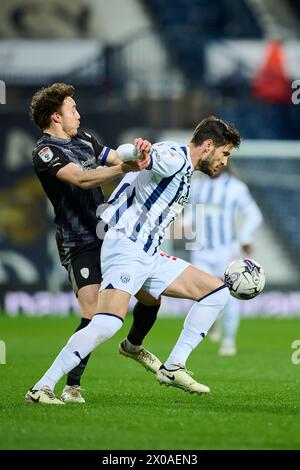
[58,240,102,295]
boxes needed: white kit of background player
[188,169,263,355]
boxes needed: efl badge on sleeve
[38,147,54,163]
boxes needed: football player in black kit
[30,83,161,404]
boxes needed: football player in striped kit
[188,166,263,355]
[26,116,241,403]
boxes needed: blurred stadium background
[0,0,299,318]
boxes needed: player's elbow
[57,166,95,189]
[67,173,95,189]
[77,179,95,190]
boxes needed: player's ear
[204,139,214,154]
[52,112,61,124]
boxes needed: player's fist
[134,137,151,159]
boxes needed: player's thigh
[101,233,157,306]
[191,259,214,277]
[162,265,223,300]
[61,241,102,317]
[96,288,131,319]
[142,253,190,300]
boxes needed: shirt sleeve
[32,145,71,176]
[98,146,112,166]
[89,134,105,164]
[146,144,186,177]
[79,131,105,165]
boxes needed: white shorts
[100,233,190,299]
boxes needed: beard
[198,149,216,176]
[199,159,214,176]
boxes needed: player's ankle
[124,338,142,353]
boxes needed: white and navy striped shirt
[190,172,263,250]
[98,141,193,255]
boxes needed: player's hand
[122,157,150,173]
[134,137,151,160]
[242,244,252,254]
[122,138,151,172]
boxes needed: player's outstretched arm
[56,139,150,189]
[56,162,128,189]
[120,138,151,172]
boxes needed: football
[224,258,265,300]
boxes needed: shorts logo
[37,147,53,163]
[120,273,130,284]
[80,268,90,279]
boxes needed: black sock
[66,317,91,386]
[127,302,160,346]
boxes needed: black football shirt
[32,131,107,248]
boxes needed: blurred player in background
[26,116,242,404]
[30,82,155,403]
[188,166,263,356]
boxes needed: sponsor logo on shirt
[80,158,96,169]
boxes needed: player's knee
[78,286,99,314]
[135,290,161,306]
[80,296,98,318]
[81,310,95,320]
[89,313,123,346]
[217,286,231,307]
[199,285,230,308]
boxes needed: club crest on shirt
[120,273,130,284]
[38,146,53,163]
[80,268,90,279]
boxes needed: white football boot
[61,385,85,404]
[118,340,161,373]
[25,385,65,405]
[219,343,237,356]
[156,364,210,394]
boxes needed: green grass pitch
[0,314,300,450]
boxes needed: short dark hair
[191,115,241,149]
[29,83,75,130]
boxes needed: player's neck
[43,126,71,140]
